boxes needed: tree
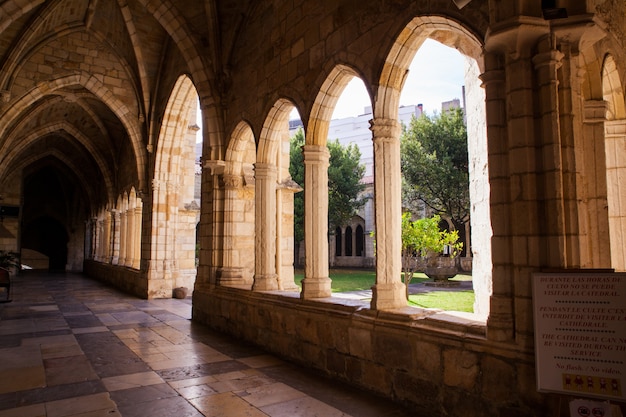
[400,107,469,231]
[401,213,462,299]
[289,129,366,260]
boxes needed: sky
[330,38,466,119]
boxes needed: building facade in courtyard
[0,1,625,415]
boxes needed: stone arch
[225,121,256,178]
[0,121,115,203]
[299,66,371,298]
[345,226,353,257]
[309,65,367,147]
[253,99,300,292]
[603,54,626,271]
[355,224,365,257]
[0,73,147,191]
[370,14,488,312]
[603,54,626,121]
[376,15,483,119]
[134,0,221,158]
[257,98,293,165]
[219,121,257,289]
[148,74,200,297]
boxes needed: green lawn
[294,269,474,312]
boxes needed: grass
[294,269,474,313]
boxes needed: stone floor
[0,271,411,417]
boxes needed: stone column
[369,118,406,310]
[581,100,611,267]
[93,217,101,261]
[253,163,279,291]
[605,119,626,270]
[119,209,127,266]
[125,205,134,267]
[218,173,246,288]
[101,211,113,262]
[195,159,225,289]
[533,46,568,266]
[132,204,142,269]
[110,210,120,264]
[300,145,331,299]
[277,179,302,291]
[479,55,515,342]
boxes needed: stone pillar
[480,55,515,342]
[253,163,279,291]
[300,145,331,299]
[605,119,626,271]
[369,118,406,310]
[217,174,246,288]
[581,100,611,267]
[132,204,142,269]
[93,217,101,261]
[111,210,120,264]
[119,209,127,266]
[101,211,113,262]
[277,179,301,291]
[195,160,225,289]
[533,46,568,266]
[125,205,134,267]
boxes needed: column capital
[302,144,330,165]
[532,49,564,71]
[254,162,277,178]
[203,159,225,176]
[583,100,608,123]
[222,174,243,189]
[369,117,401,139]
[479,68,505,88]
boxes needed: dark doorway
[22,217,69,271]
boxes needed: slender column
[132,204,142,269]
[119,209,127,266]
[93,218,101,261]
[253,163,279,291]
[369,118,405,310]
[125,206,134,267]
[300,145,331,298]
[218,174,246,288]
[277,179,302,291]
[104,211,112,262]
[581,100,611,267]
[195,160,225,288]
[605,119,626,270]
[480,55,514,341]
[533,46,567,266]
[111,210,120,264]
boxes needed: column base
[370,282,406,310]
[252,274,279,291]
[217,267,250,289]
[300,276,332,299]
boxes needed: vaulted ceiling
[0,0,256,212]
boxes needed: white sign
[533,273,626,401]
[569,398,617,417]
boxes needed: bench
[0,267,10,302]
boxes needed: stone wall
[84,260,147,298]
[193,287,556,417]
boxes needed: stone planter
[424,257,459,286]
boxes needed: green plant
[0,250,20,271]
[408,214,462,259]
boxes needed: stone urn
[424,256,459,286]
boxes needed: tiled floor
[0,272,411,417]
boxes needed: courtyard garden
[294,269,474,313]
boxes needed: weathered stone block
[443,349,479,390]
[481,356,515,401]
